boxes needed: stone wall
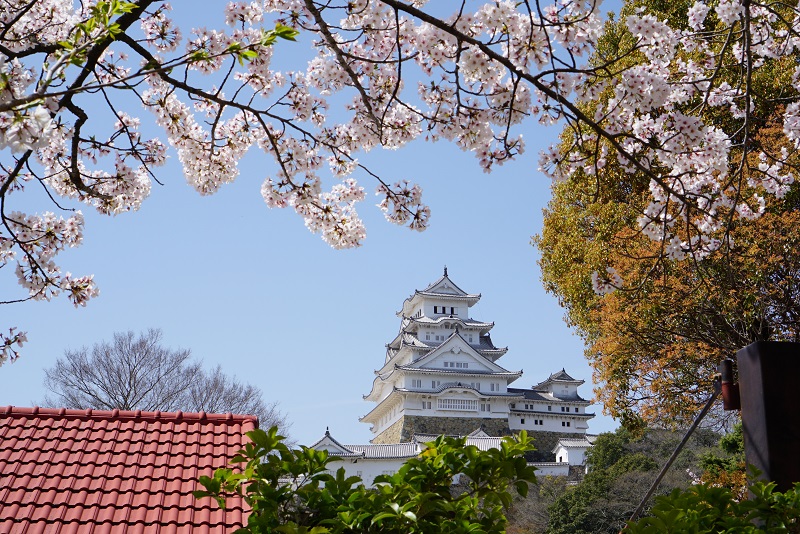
[403,415,512,440]
[373,416,512,443]
[372,417,405,444]
[567,464,586,482]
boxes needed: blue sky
[0,3,619,447]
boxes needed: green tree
[536,0,800,427]
[698,423,747,500]
[625,481,800,533]
[195,427,538,533]
[544,427,717,534]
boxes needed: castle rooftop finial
[444,265,448,276]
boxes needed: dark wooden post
[736,341,800,491]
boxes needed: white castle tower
[361,269,594,445]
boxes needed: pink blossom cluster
[2,210,97,306]
[0,0,79,53]
[539,0,800,293]
[591,267,624,295]
[0,327,26,367]
[377,180,429,231]
[1,0,800,327]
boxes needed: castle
[311,269,595,482]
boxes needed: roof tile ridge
[47,409,83,526]
[8,406,50,516]
[84,415,123,528]
[0,405,258,425]
[149,415,171,529]
[117,426,144,529]
[315,430,359,455]
[186,411,205,531]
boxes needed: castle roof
[403,316,494,331]
[310,430,421,459]
[553,436,597,451]
[533,368,585,389]
[398,269,481,316]
[398,382,524,396]
[413,434,505,451]
[400,330,517,377]
[385,331,507,361]
[308,429,364,458]
[394,366,522,380]
[345,442,421,459]
[507,387,590,404]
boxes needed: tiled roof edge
[0,406,260,426]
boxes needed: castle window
[412,379,422,388]
[426,334,430,340]
[520,418,525,424]
[468,336,473,342]
[463,363,468,368]
[575,407,579,413]
[548,406,552,411]
[438,398,477,411]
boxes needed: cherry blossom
[591,267,624,295]
[1,0,799,344]
[0,327,26,366]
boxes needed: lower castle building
[310,270,596,483]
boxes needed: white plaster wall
[508,414,586,434]
[426,353,491,373]
[423,302,467,319]
[327,457,409,486]
[553,445,588,465]
[531,463,571,477]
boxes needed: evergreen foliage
[195,427,538,533]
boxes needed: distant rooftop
[0,406,256,533]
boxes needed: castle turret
[361,269,522,443]
[360,270,595,446]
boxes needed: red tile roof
[0,406,258,533]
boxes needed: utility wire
[627,378,722,524]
